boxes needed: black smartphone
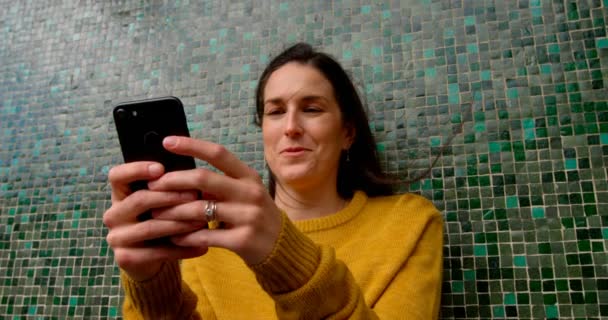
[113,96,197,221]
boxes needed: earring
[346,149,350,162]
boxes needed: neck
[274,181,347,221]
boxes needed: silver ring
[205,201,218,223]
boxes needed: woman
[104,43,443,319]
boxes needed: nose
[284,108,303,137]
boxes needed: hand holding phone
[105,96,209,280]
[112,97,198,228]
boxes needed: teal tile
[464,16,475,26]
[565,159,577,170]
[506,196,518,208]
[514,256,527,267]
[532,207,545,219]
[493,305,505,318]
[480,70,491,80]
[474,245,487,256]
[545,305,558,318]
[467,43,478,53]
[507,88,519,99]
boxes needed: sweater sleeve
[121,261,202,320]
[250,209,443,320]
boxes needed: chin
[276,171,312,184]
[273,165,316,185]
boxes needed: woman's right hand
[103,162,208,281]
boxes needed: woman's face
[262,62,353,191]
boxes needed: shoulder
[366,192,441,218]
[361,192,443,234]
[355,192,443,253]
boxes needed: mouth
[280,147,310,154]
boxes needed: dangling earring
[346,149,350,162]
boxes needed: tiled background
[1,0,607,319]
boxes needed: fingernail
[164,136,177,148]
[148,163,163,177]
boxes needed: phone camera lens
[116,108,127,120]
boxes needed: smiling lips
[280,146,310,155]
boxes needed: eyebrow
[264,95,330,106]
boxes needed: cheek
[316,123,346,148]
[262,124,275,146]
[262,124,279,158]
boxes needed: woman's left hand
[146,136,282,265]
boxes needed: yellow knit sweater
[121,191,443,319]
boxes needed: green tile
[532,207,545,219]
[506,196,518,208]
[474,245,487,256]
[464,16,475,26]
[546,305,558,318]
[452,281,464,293]
[492,305,505,318]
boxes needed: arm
[121,261,202,320]
[252,211,443,319]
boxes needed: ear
[342,124,356,150]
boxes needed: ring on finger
[204,200,218,224]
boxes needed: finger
[104,190,197,227]
[109,162,165,202]
[163,136,256,179]
[113,246,208,270]
[170,227,265,264]
[151,200,207,221]
[170,228,224,249]
[107,219,205,247]
[152,200,247,225]
[148,168,248,200]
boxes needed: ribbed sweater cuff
[121,261,183,316]
[250,212,321,294]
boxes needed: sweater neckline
[292,191,368,233]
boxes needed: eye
[303,105,322,112]
[264,107,284,116]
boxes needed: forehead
[263,62,335,102]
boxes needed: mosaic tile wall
[0,0,607,318]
